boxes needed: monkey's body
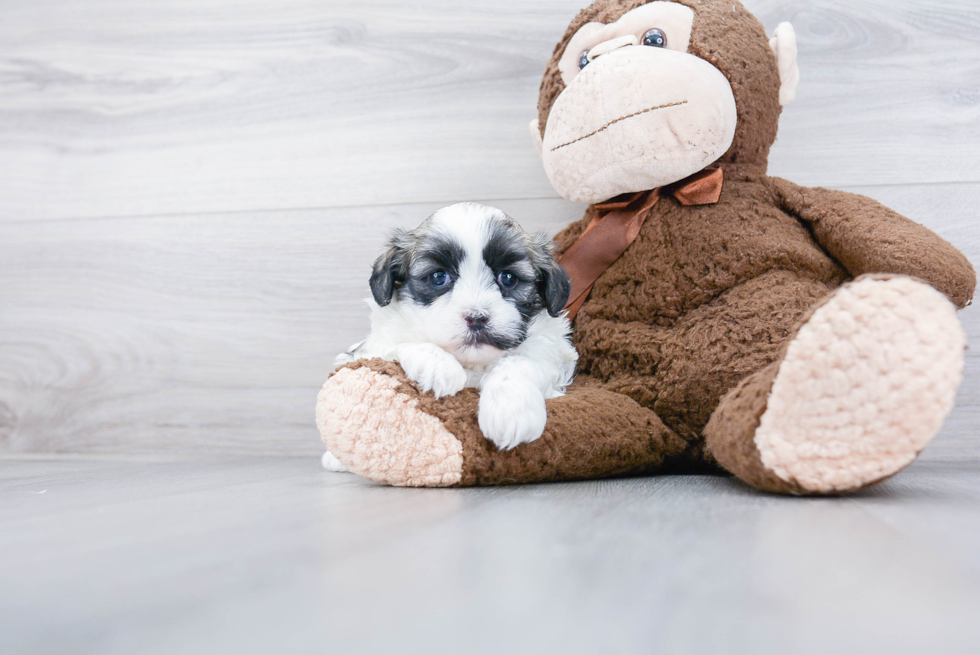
[563,185,843,455]
[561,173,972,441]
[318,0,975,494]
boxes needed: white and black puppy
[323,202,577,471]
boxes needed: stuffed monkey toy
[317,0,975,494]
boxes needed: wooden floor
[2,455,980,654]
[1,0,979,652]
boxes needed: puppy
[322,202,577,472]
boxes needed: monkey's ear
[369,231,409,307]
[769,22,800,107]
[529,118,543,158]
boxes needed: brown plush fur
[337,358,710,485]
[327,0,976,492]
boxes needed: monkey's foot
[316,360,465,487]
[316,359,695,487]
[707,275,965,494]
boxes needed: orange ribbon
[559,167,724,320]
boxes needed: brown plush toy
[317,0,975,494]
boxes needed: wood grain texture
[1,185,978,456]
[2,4,978,647]
[0,198,584,455]
[1,0,978,457]
[0,0,978,221]
[2,457,980,654]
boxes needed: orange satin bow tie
[559,166,724,320]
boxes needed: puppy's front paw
[397,343,467,398]
[478,380,547,450]
[321,450,349,472]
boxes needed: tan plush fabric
[317,362,463,487]
[317,0,976,494]
[557,1,695,83]
[769,22,799,106]
[542,46,738,203]
[753,276,964,493]
[325,359,711,486]
[538,0,784,170]
[706,275,966,494]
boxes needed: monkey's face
[535,1,737,204]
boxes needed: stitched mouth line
[549,100,689,152]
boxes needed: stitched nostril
[464,312,490,331]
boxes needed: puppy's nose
[464,312,490,331]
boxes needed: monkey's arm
[770,177,976,308]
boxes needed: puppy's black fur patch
[528,234,571,318]
[479,219,571,348]
[369,229,409,307]
[482,221,570,318]
[401,231,466,306]
[483,221,542,323]
[370,228,468,307]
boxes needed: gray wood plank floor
[2,456,980,655]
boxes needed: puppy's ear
[531,234,571,317]
[369,230,409,307]
[539,259,571,317]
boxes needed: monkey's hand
[771,177,976,308]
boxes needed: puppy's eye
[642,28,666,48]
[578,50,590,70]
[497,271,518,289]
[429,271,450,288]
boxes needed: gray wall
[1,0,978,456]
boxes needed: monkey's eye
[429,271,451,288]
[578,50,590,70]
[642,28,667,48]
[497,271,518,289]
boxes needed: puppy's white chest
[464,363,496,390]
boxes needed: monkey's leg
[316,359,693,487]
[704,275,965,494]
